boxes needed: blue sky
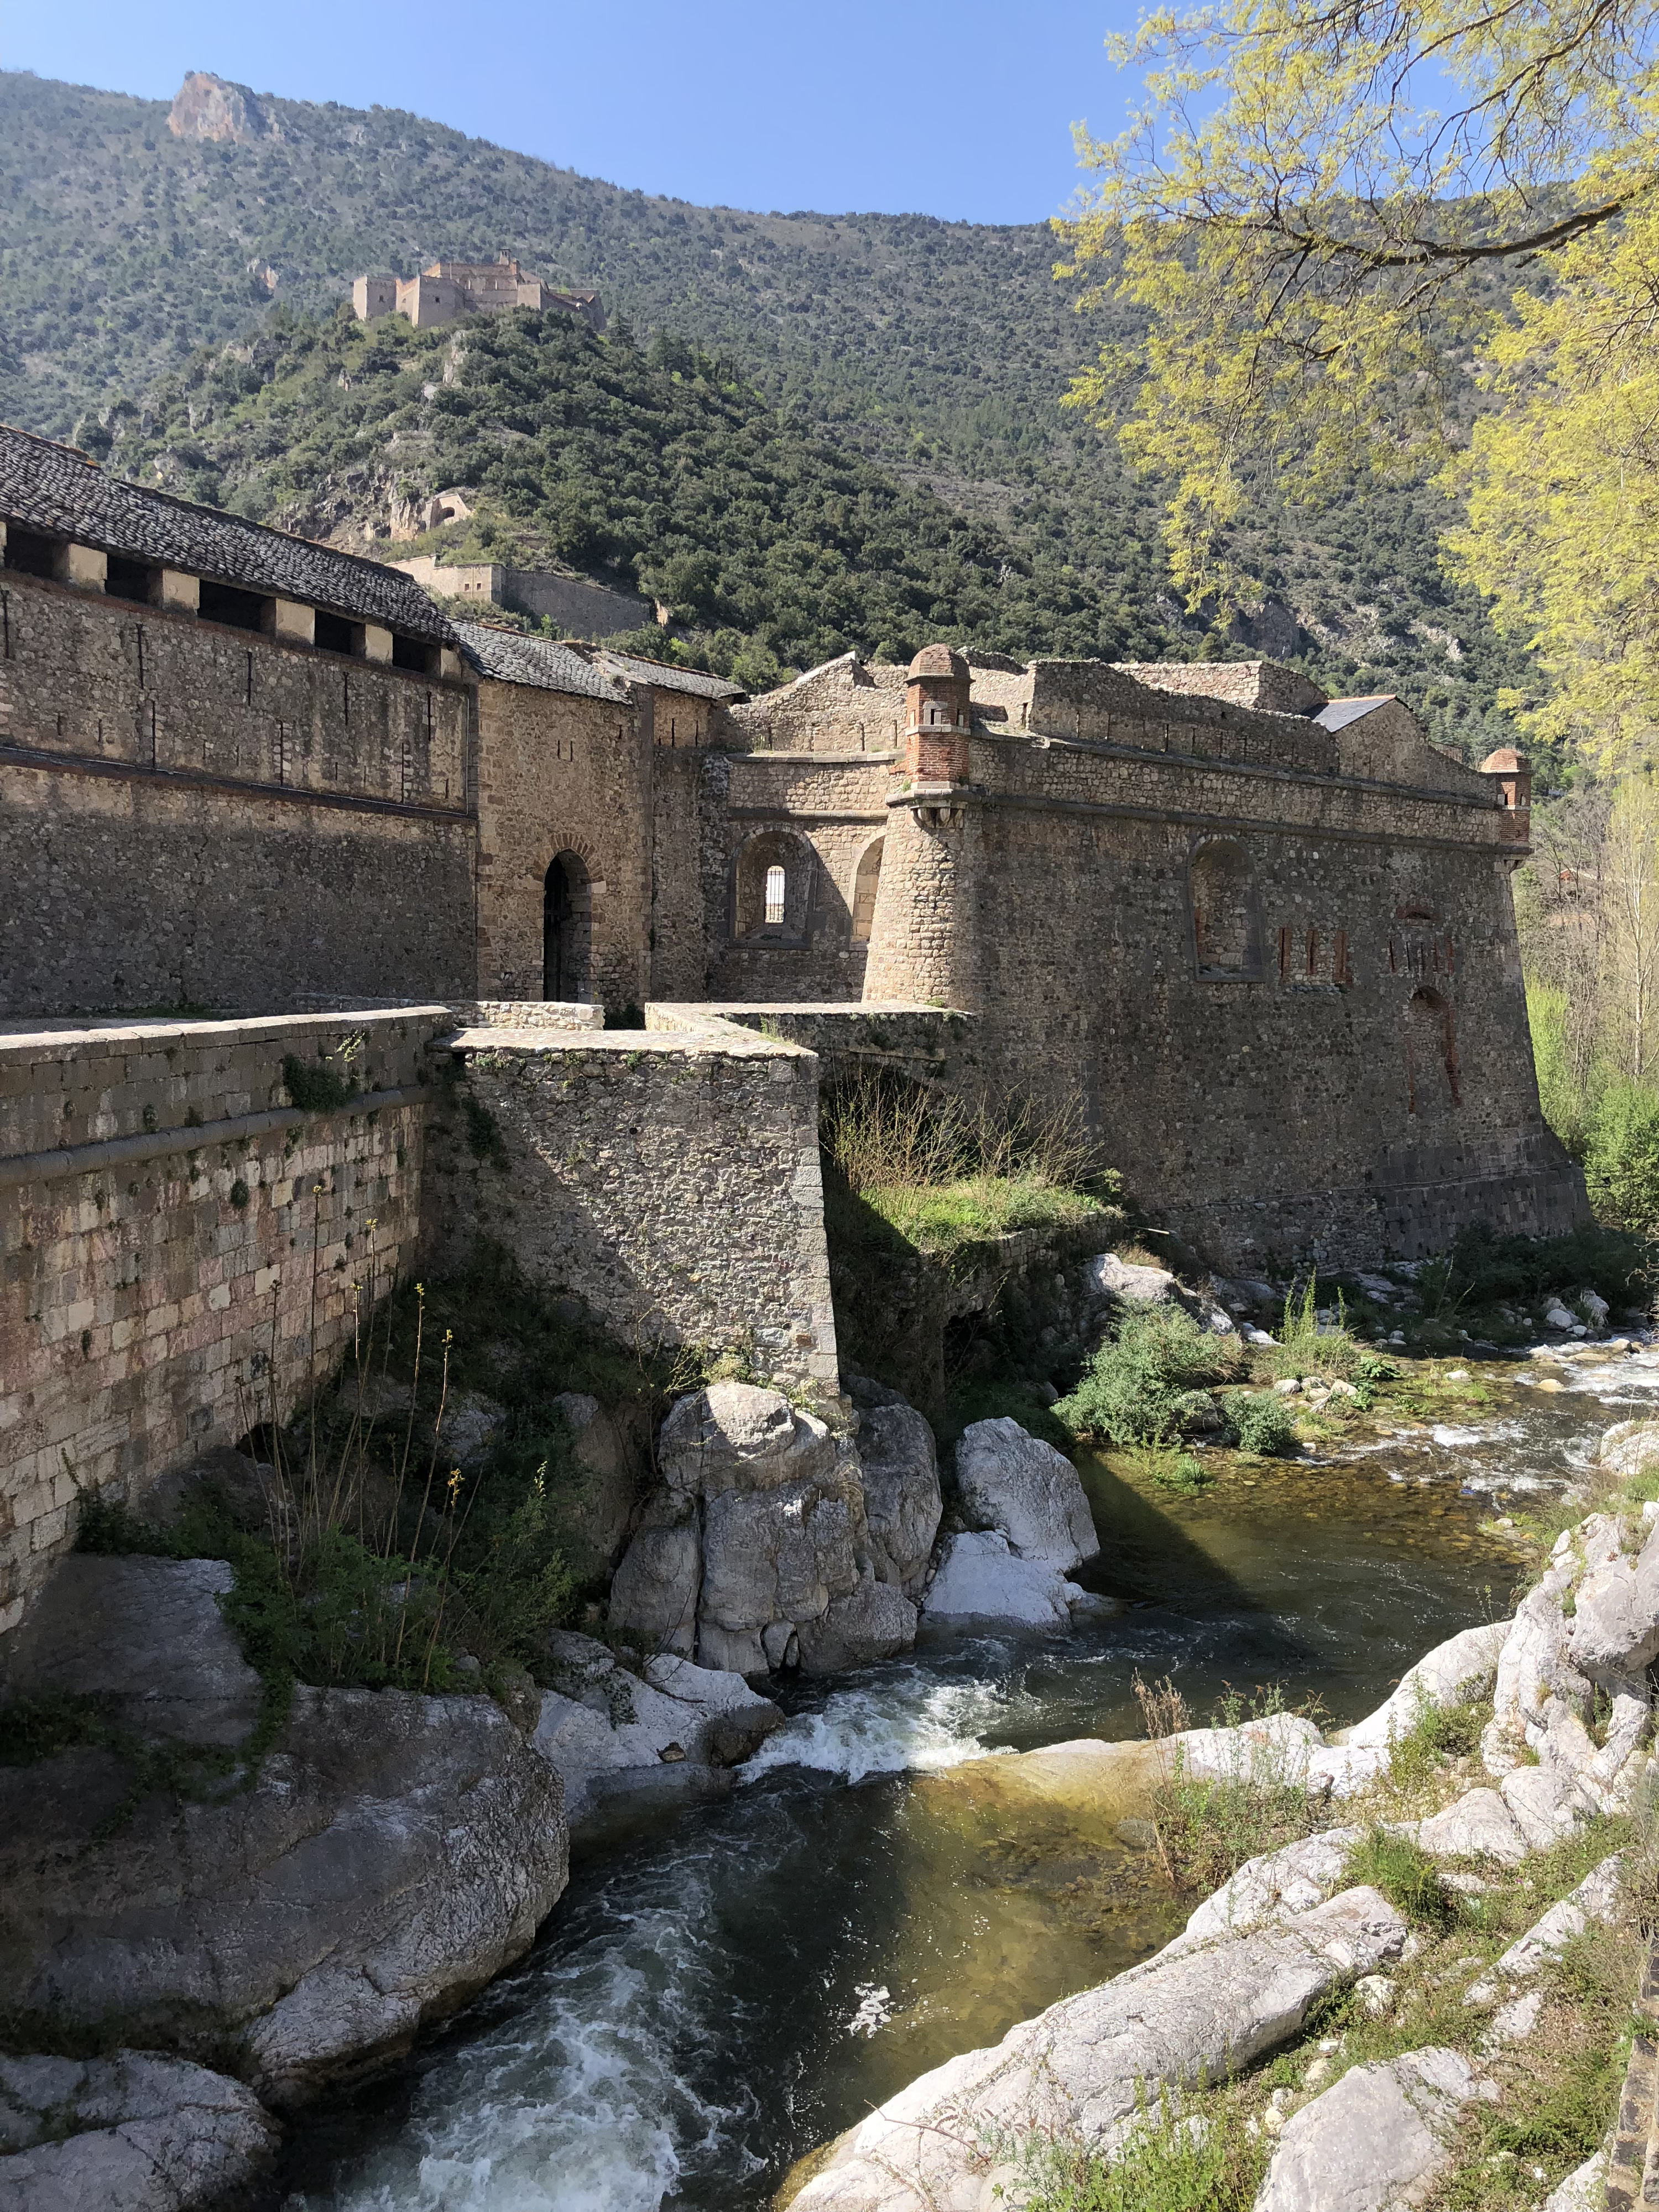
[2,0,1143,226]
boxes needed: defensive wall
[0,1000,851,1627]
[0,1009,439,1633]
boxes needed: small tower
[901,644,972,785]
[863,644,982,1010]
[1480,747,1531,846]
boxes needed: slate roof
[594,649,746,701]
[453,620,630,702]
[0,423,455,643]
[1314,695,1395,733]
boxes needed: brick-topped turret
[901,643,971,784]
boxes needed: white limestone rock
[1083,1251,1179,1309]
[1164,1711,1326,1784]
[606,1493,701,1657]
[1567,1511,1659,1677]
[855,1405,943,1596]
[921,1532,1078,1627]
[1335,1620,1512,1750]
[0,2052,279,2212]
[531,1639,782,1826]
[658,1380,836,1501]
[1499,1762,1599,1851]
[1540,2150,1608,2210]
[613,1384,920,1677]
[953,1418,1098,1569]
[1488,1853,1625,1981]
[1484,1554,1592,1772]
[1306,1744,1391,1796]
[1183,1829,1363,1941]
[1252,2046,1491,2212]
[1416,1787,1530,1865]
[789,1887,1408,2212]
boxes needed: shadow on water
[279,1352,1613,2212]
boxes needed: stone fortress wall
[0,1009,439,1633]
[1,999,850,1627]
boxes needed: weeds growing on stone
[820,1074,1113,1256]
[1344,1826,1460,1928]
[1137,1681,1324,1896]
[1010,2093,1266,2212]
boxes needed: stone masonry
[0,1010,442,1631]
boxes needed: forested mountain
[0,68,1531,749]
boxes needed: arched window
[1188,840,1261,979]
[851,837,884,944]
[1406,987,1460,1114]
[542,851,591,1001]
[733,831,814,941]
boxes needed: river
[280,1343,1659,2212]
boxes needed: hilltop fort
[352,256,604,332]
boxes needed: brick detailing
[0,1010,444,1631]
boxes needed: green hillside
[0,68,1533,748]
[111,304,1166,684]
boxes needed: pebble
[1354,1974,1394,2018]
[1446,1368,1470,1381]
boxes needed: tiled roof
[0,422,455,643]
[1314,695,1395,733]
[594,649,746,701]
[453,620,630,701]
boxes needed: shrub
[1585,1081,1659,1236]
[1343,1825,1459,1928]
[1228,1391,1297,1456]
[1057,1303,1244,1445]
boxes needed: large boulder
[611,1384,922,1676]
[658,1380,836,1501]
[1184,1829,1363,1942]
[0,2052,279,2212]
[789,1888,1408,2212]
[605,1492,701,1658]
[857,1405,943,1596]
[0,1556,262,1747]
[953,1419,1098,1570]
[1483,1548,1593,1771]
[1082,1251,1178,1311]
[1253,2047,1490,2212]
[0,1559,567,2109]
[1416,1787,1528,1865]
[531,1635,782,1829]
[921,1532,1079,1628]
[1567,1512,1659,1678]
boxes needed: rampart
[423,1015,838,1399]
[0,1009,443,1631]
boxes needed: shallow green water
[281,1347,1653,2212]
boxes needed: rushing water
[281,1344,1659,2212]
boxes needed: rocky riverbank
[784,1412,1659,2212]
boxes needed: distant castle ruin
[352,257,604,333]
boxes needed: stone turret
[863,644,982,1010]
[1480,747,1531,846]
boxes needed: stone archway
[543,851,592,1001]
